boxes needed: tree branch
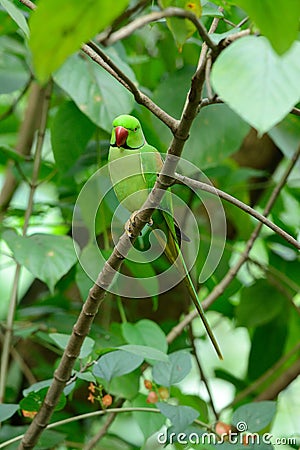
[82,42,178,132]
[226,342,300,408]
[83,399,124,450]
[167,144,300,343]
[254,358,300,401]
[1,406,212,449]
[97,0,151,43]
[103,7,218,54]
[0,82,50,217]
[291,107,300,117]
[175,173,300,250]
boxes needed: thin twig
[0,406,212,449]
[97,0,151,43]
[104,7,218,53]
[200,96,223,107]
[188,324,219,420]
[218,29,250,48]
[254,358,300,401]
[291,107,300,117]
[236,16,249,28]
[0,76,33,121]
[19,0,36,9]
[83,399,124,450]
[225,342,300,408]
[205,54,213,99]
[176,173,300,250]
[167,145,300,343]
[196,9,222,72]
[0,81,52,403]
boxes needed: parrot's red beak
[115,126,128,147]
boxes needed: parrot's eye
[134,127,137,132]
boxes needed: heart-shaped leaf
[3,230,78,293]
[122,319,168,353]
[152,350,192,386]
[211,36,300,134]
[232,401,276,432]
[157,402,199,432]
[93,350,143,382]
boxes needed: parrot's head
[111,115,145,150]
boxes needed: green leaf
[0,144,25,163]
[269,114,300,160]
[186,104,250,168]
[29,0,129,82]
[152,350,192,387]
[157,402,199,432]
[122,319,168,353]
[53,50,136,131]
[132,394,166,439]
[232,401,276,432]
[236,280,286,328]
[0,404,19,422]
[153,68,249,167]
[23,379,52,396]
[49,333,95,359]
[3,230,78,293]
[170,386,209,422]
[37,430,66,449]
[109,370,140,400]
[0,49,28,94]
[248,317,288,380]
[93,350,143,382]
[119,344,168,362]
[235,0,300,55]
[0,0,29,37]
[211,36,300,134]
[51,100,95,173]
[76,371,96,383]
[159,0,202,50]
[20,387,66,413]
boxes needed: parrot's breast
[108,148,149,212]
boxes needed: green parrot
[108,114,222,359]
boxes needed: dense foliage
[0,0,299,449]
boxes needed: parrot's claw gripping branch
[125,211,153,238]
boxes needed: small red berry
[242,434,257,446]
[144,379,153,390]
[102,394,112,407]
[215,421,233,437]
[146,391,159,404]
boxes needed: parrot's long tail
[154,226,223,360]
[177,251,223,360]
